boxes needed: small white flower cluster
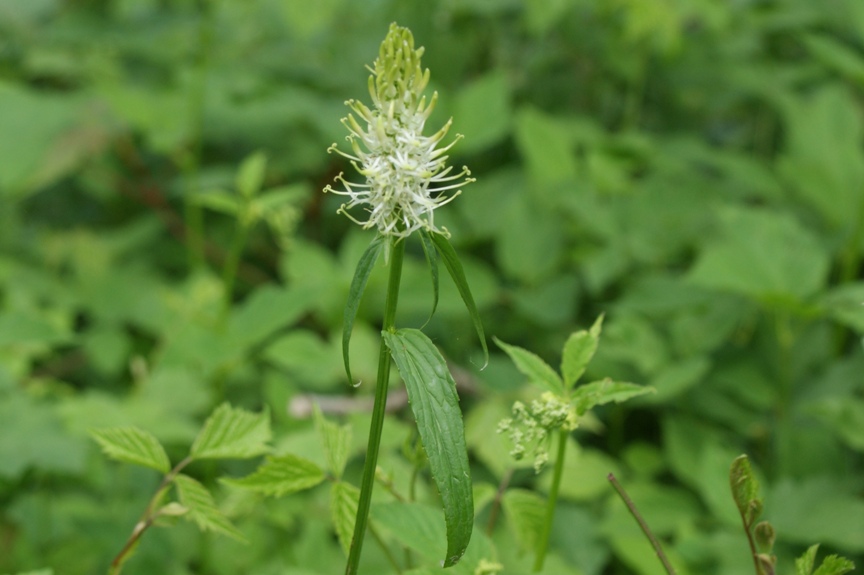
[324,23,473,239]
[497,392,576,473]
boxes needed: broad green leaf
[501,488,546,552]
[174,474,246,542]
[236,151,267,198]
[190,403,271,460]
[373,501,447,562]
[90,427,170,473]
[687,206,829,301]
[330,481,360,556]
[342,233,385,385]
[429,232,489,368]
[797,545,819,575]
[453,70,512,154]
[561,314,603,389]
[221,454,325,496]
[813,555,856,575]
[383,329,474,567]
[729,455,761,527]
[418,229,440,326]
[313,405,352,479]
[514,106,577,186]
[493,337,563,394]
[571,379,652,415]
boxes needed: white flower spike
[324,23,473,239]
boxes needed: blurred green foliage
[1,0,864,574]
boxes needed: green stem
[534,428,568,572]
[608,473,677,575]
[109,456,194,575]
[345,237,406,575]
[221,219,250,317]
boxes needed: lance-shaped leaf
[383,328,473,567]
[418,230,440,326]
[571,378,653,415]
[493,337,563,395]
[561,314,603,390]
[331,481,360,556]
[729,454,762,528]
[342,233,385,385]
[313,404,352,480]
[221,453,325,496]
[190,403,271,461]
[797,545,820,575]
[90,427,170,473]
[429,232,488,368]
[174,474,246,542]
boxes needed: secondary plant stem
[608,473,677,575]
[345,237,406,575]
[534,428,568,572]
[109,456,193,575]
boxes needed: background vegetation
[2,0,863,573]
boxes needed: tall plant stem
[345,237,406,575]
[534,428,568,572]
[221,220,250,317]
[608,473,677,575]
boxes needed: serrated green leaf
[571,378,652,415]
[236,150,267,198]
[331,481,360,556]
[418,229,439,326]
[813,555,856,575]
[342,233,385,385]
[729,454,761,527]
[174,474,246,542]
[383,328,473,567]
[754,520,776,554]
[90,427,170,473]
[501,488,546,552]
[493,337,563,394]
[561,314,603,390]
[429,232,488,368]
[313,405,352,479]
[190,403,271,460]
[797,545,819,575]
[221,454,325,496]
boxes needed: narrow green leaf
[343,234,385,385]
[429,232,488,368]
[190,190,241,215]
[221,454,325,496]
[494,337,563,395]
[418,229,440,326]
[570,379,653,415]
[331,481,360,556]
[383,328,473,567]
[729,454,762,527]
[174,474,246,542]
[313,405,352,480]
[190,403,271,461]
[561,314,603,390]
[797,545,819,575]
[90,427,170,473]
[236,151,267,198]
[813,555,856,575]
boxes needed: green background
[1,0,863,573]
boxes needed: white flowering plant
[326,23,488,575]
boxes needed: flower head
[324,23,473,239]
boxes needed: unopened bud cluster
[497,392,577,473]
